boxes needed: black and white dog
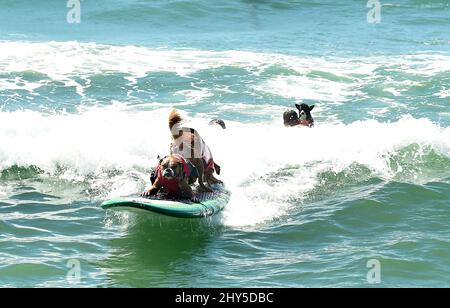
[283,103,315,127]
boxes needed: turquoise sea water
[0,0,449,287]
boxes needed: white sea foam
[0,106,448,226]
[1,41,449,226]
[435,88,450,98]
[0,41,449,103]
[256,75,364,103]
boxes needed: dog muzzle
[163,168,175,179]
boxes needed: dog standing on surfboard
[141,110,222,199]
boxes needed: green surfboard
[101,185,230,218]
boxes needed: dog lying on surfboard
[141,110,222,199]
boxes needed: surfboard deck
[101,184,230,218]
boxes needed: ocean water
[0,0,449,288]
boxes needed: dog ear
[309,105,315,111]
[295,104,300,109]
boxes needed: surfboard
[101,184,230,218]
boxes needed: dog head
[158,155,188,180]
[283,109,300,126]
[295,103,315,124]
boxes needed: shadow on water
[99,211,222,287]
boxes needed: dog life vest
[155,155,190,196]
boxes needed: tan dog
[169,110,222,192]
[141,154,197,199]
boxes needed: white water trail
[0,106,449,226]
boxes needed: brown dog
[169,110,222,192]
[141,154,197,199]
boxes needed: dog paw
[141,188,158,197]
[141,190,151,197]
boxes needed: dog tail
[169,109,182,137]
[214,163,221,175]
